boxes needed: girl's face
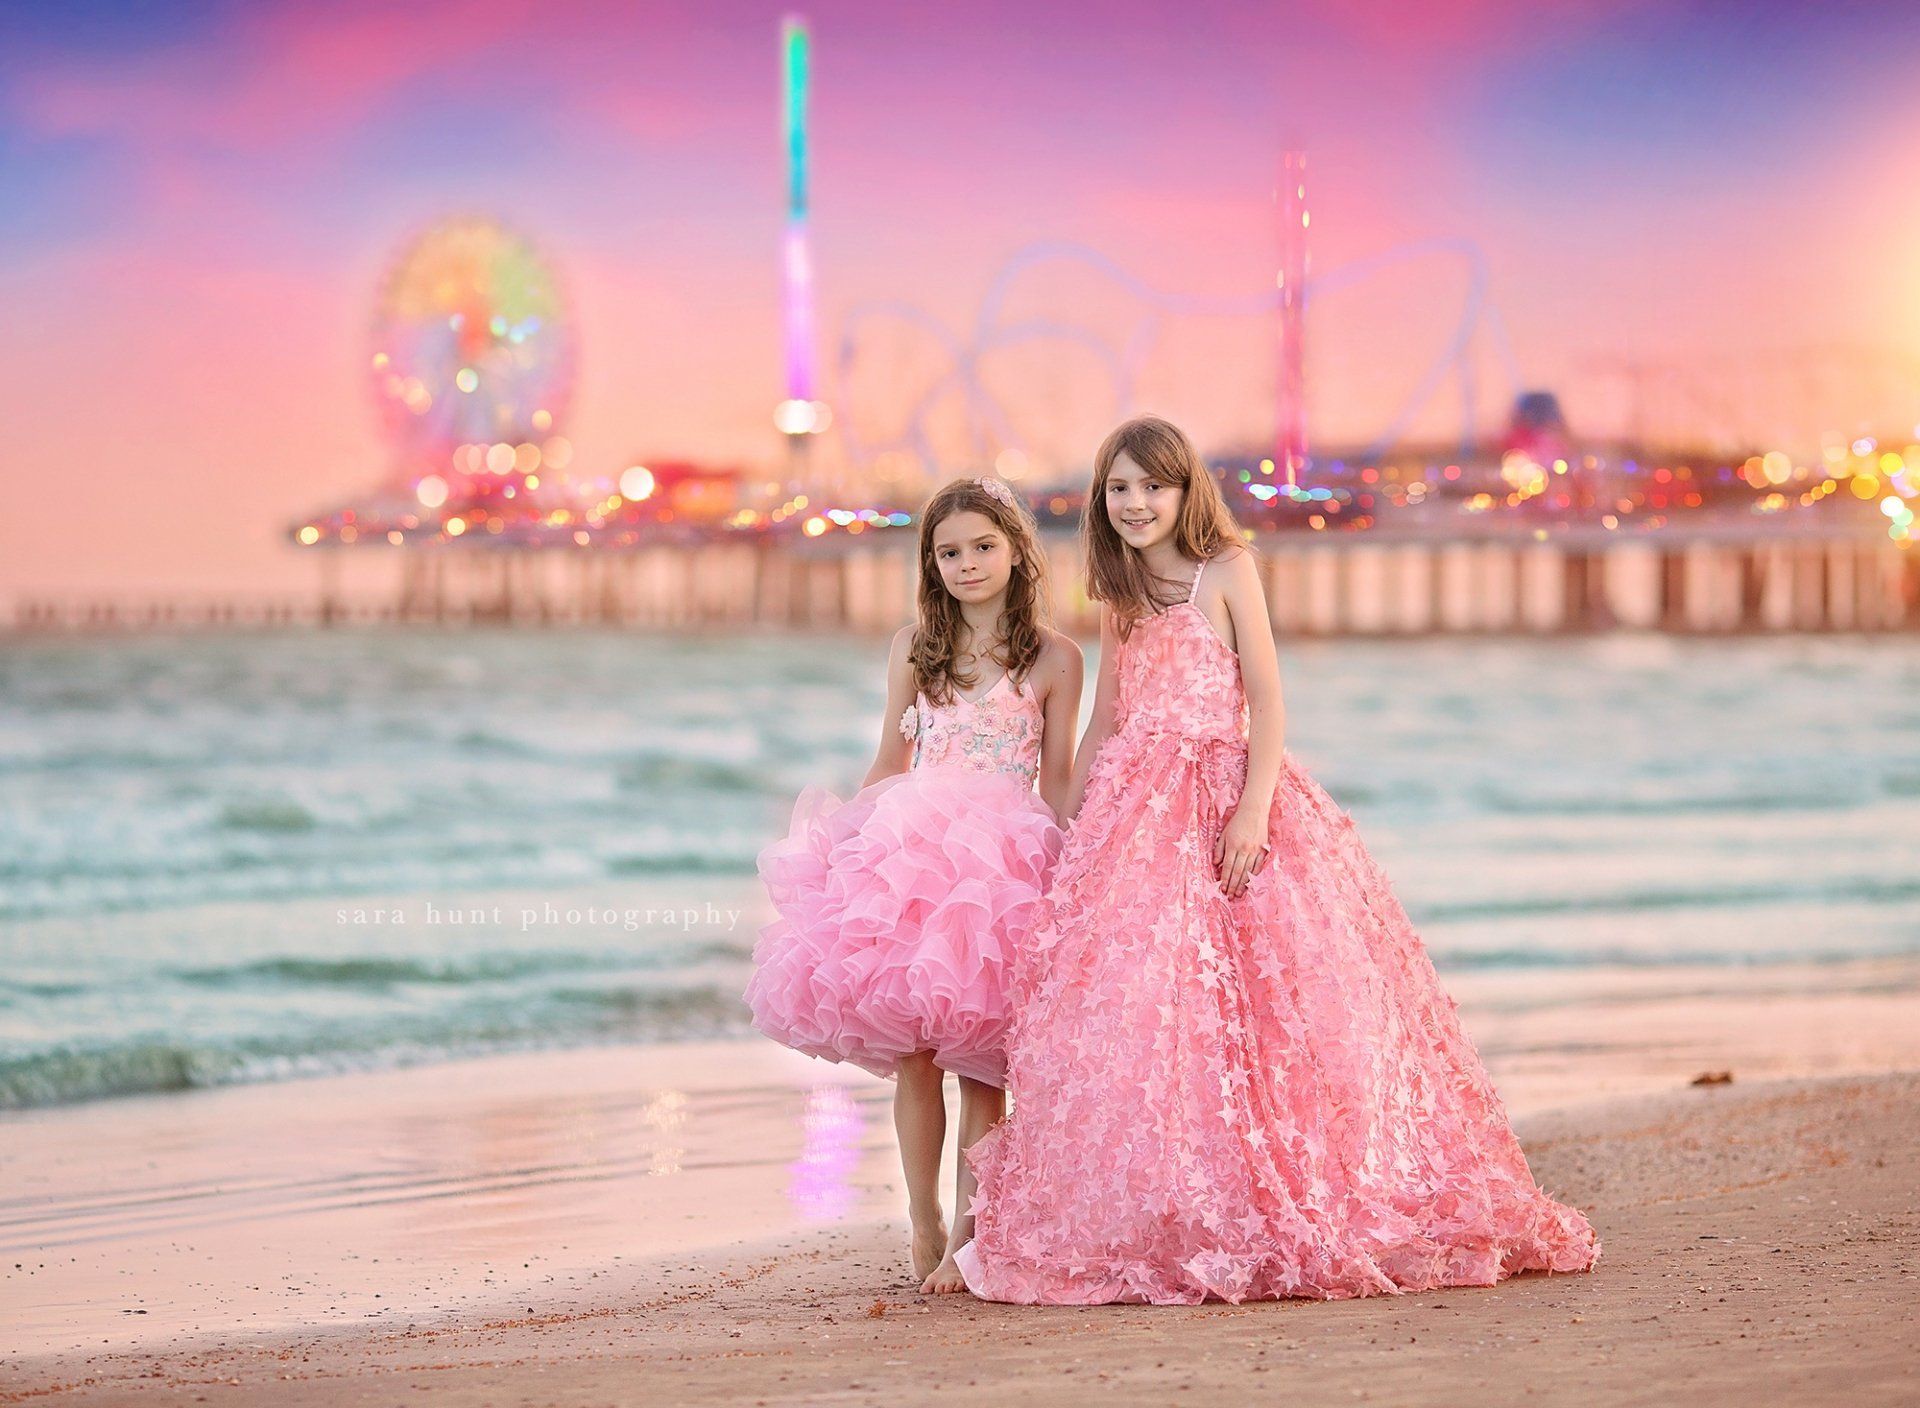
[1104,451,1183,551]
[931,509,1019,608]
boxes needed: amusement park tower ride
[1276,148,1307,489]
[773,15,829,487]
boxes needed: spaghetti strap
[1187,556,1206,604]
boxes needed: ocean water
[1,627,1915,1108]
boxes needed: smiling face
[1104,450,1184,552]
[930,509,1019,607]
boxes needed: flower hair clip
[975,476,1017,510]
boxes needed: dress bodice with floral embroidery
[903,673,1043,787]
[1113,560,1248,746]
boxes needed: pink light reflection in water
[786,1083,862,1221]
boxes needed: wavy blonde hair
[911,478,1051,705]
[1084,415,1243,638]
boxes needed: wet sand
[4,957,1918,1404]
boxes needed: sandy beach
[4,957,1918,1405]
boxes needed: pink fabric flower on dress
[898,703,920,741]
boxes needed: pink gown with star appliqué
[955,558,1600,1304]
[744,669,1061,1089]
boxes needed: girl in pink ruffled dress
[954,416,1600,1305]
[746,476,1084,1292]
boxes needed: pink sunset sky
[4,0,1919,595]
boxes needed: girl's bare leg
[894,1051,948,1281]
[922,1075,1005,1293]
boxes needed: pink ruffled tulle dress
[956,559,1600,1304]
[744,670,1061,1089]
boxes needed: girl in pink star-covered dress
[746,476,1084,1292]
[954,417,1600,1305]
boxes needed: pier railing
[10,527,1915,637]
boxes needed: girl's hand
[1214,804,1270,898]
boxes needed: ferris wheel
[368,217,574,468]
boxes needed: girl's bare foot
[910,1215,949,1282]
[921,1251,967,1294]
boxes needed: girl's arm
[1059,606,1123,823]
[1215,549,1287,896]
[1034,630,1085,822]
[861,625,919,788]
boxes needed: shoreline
[6,952,1918,1398]
[4,1068,1915,1404]
[6,916,1915,1112]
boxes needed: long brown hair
[1083,415,1243,636]
[910,477,1051,706]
